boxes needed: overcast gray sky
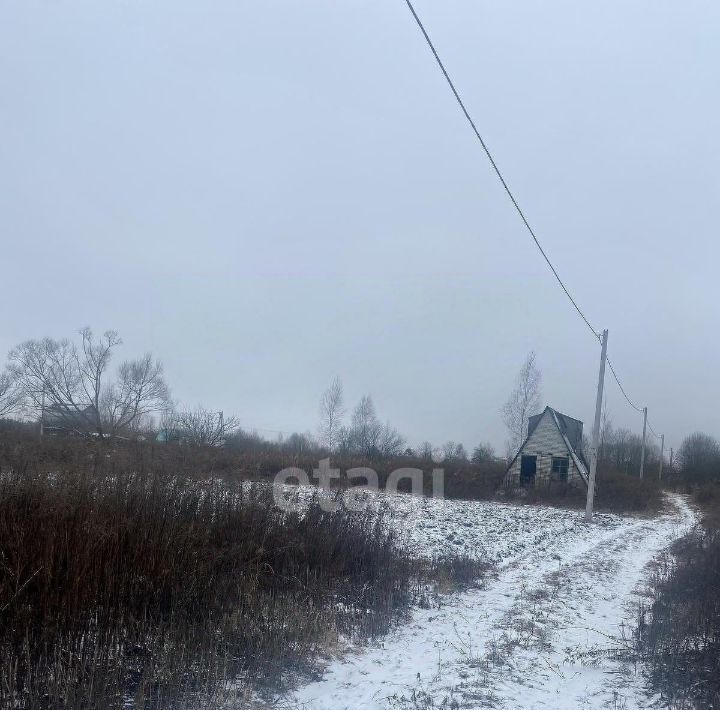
[1,0,718,453]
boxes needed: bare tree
[9,336,92,433]
[318,377,345,452]
[346,395,382,456]
[9,328,169,436]
[455,443,468,461]
[502,351,542,456]
[595,425,660,475]
[376,422,405,458]
[471,442,495,464]
[418,441,433,460]
[440,441,457,461]
[283,431,318,455]
[678,432,720,484]
[0,370,21,418]
[158,407,183,442]
[102,354,170,433]
[439,441,468,462]
[174,406,239,447]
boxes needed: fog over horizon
[2,1,718,454]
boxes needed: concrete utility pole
[585,329,608,522]
[659,434,665,480]
[639,407,648,479]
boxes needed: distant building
[42,404,97,435]
[505,406,588,488]
[156,429,182,443]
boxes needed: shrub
[594,467,663,513]
[636,507,720,708]
[503,468,661,514]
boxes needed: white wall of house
[505,409,585,487]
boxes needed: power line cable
[402,0,600,341]
[605,356,644,413]
[647,419,662,439]
[403,0,664,435]
[608,356,662,436]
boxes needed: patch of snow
[279,492,696,710]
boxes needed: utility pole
[670,447,674,470]
[639,407,648,479]
[585,329,608,522]
[659,434,664,480]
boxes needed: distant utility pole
[639,407,648,479]
[39,388,45,437]
[659,434,665,480]
[585,329,608,522]
[670,447,674,470]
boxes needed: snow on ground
[278,492,696,710]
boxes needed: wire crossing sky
[403,0,600,341]
[402,0,669,439]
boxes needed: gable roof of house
[506,406,589,486]
[529,408,583,449]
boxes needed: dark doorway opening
[520,455,537,486]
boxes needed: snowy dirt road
[281,493,696,710]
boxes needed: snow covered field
[279,492,696,710]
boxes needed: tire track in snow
[433,493,697,709]
[278,494,695,710]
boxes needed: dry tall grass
[0,431,490,709]
[514,467,663,513]
[0,439,416,708]
[635,486,720,708]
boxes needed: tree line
[6,327,705,479]
[0,327,497,462]
[315,376,496,463]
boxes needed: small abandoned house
[505,406,589,488]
